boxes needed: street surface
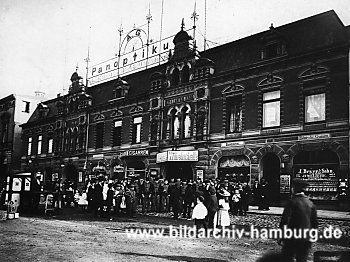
[1,210,349,262]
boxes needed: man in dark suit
[279,178,318,262]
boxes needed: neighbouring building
[0,93,43,187]
[20,10,350,202]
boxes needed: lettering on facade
[121,149,149,157]
[165,94,194,106]
[298,133,330,140]
[156,151,198,163]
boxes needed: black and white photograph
[0,0,350,261]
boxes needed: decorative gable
[299,64,329,79]
[93,113,105,122]
[111,109,123,118]
[129,105,143,114]
[222,82,245,95]
[258,73,283,88]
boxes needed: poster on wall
[78,172,83,183]
[280,174,290,194]
[196,170,204,181]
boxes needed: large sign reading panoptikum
[88,36,174,86]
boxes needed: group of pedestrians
[59,176,257,223]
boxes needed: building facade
[0,93,43,187]
[21,10,350,201]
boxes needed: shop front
[121,149,149,180]
[293,149,339,200]
[218,155,250,183]
[156,150,198,181]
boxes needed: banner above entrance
[156,151,198,163]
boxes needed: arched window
[171,68,180,86]
[182,65,190,83]
[196,108,206,140]
[169,108,179,139]
[181,106,191,139]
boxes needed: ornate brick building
[21,10,350,201]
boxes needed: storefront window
[305,93,325,123]
[218,155,250,182]
[293,150,339,200]
[263,90,280,128]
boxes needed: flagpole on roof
[146,3,152,69]
[117,23,123,78]
[159,0,164,65]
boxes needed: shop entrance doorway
[165,162,193,181]
[63,164,78,184]
[125,160,146,180]
[261,153,280,203]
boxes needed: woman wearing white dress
[214,188,231,228]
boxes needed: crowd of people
[47,175,274,227]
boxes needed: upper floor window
[132,117,142,144]
[23,101,30,113]
[305,93,325,123]
[169,109,179,140]
[171,68,180,86]
[181,106,191,139]
[113,120,122,146]
[263,90,280,128]
[37,135,42,155]
[48,138,53,154]
[182,65,190,83]
[226,96,242,133]
[1,122,8,144]
[114,88,123,99]
[95,122,104,149]
[261,42,286,60]
[27,137,32,156]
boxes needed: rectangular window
[113,120,122,146]
[48,138,53,154]
[226,96,242,133]
[1,122,8,143]
[95,122,104,149]
[305,93,325,123]
[37,135,42,155]
[23,101,30,113]
[27,137,32,156]
[132,117,142,144]
[263,90,280,128]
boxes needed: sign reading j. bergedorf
[156,151,199,163]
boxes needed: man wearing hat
[279,178,318,262]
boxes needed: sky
[0,0,349,100]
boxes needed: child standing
[78,190,88,212]
[214,188,231,228]
[191,196,208,235]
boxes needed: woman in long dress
[214,188,231,228]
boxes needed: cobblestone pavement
[144,210,350,247]
[2,208,348,262]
